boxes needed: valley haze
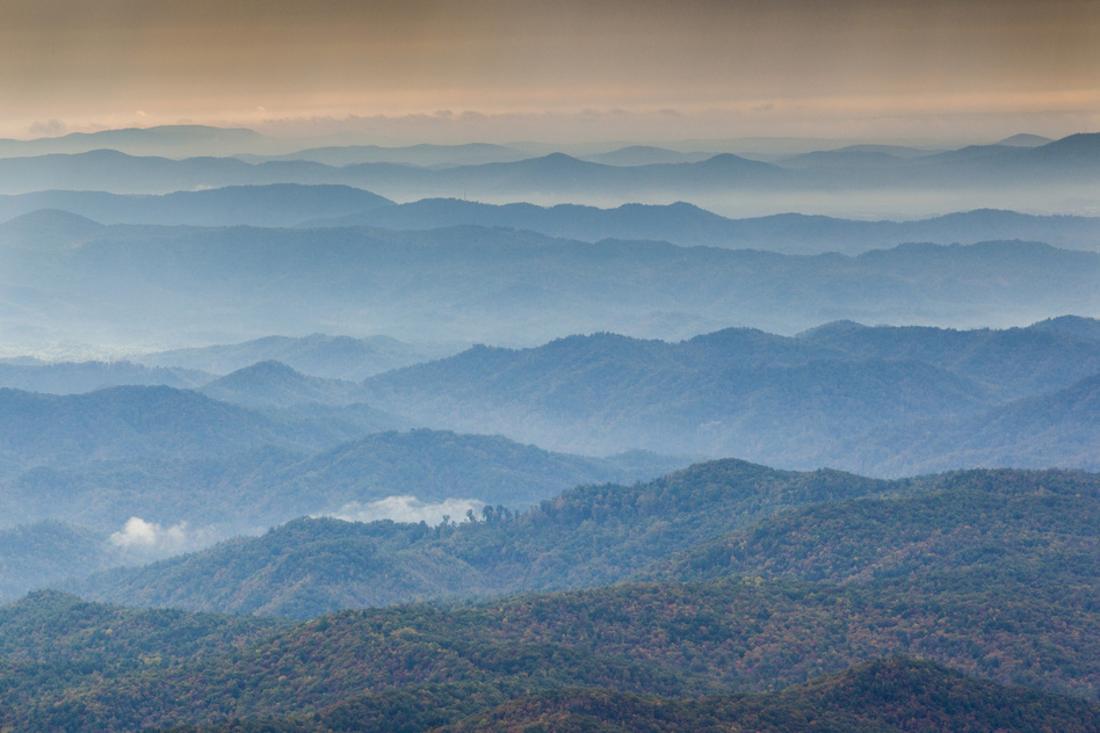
[0,2,1098,731]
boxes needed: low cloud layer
[323,496,486,527]
[108,516,217,559]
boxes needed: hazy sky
[3,0,1099,143]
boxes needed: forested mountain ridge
[438,659,1100,733]
[360,320,1100,469]
[0,385,312,471]
[8,563,1100,731]
[71,459,888,613]
[0,386,682,530]
[797,316,1100,398]
[7,4,1100,729]
[75,462,1100,627]
[852,371,1100,474]
[0,522,116,600]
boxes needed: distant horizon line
[0,121,1083,153]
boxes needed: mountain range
[0,381,685,522]
[358,318,1100,471]
[136,331,460,380]
[0,359,210,393]
[3,315,1099,481]
[238,142,531,167]
[8,184,1100,254]
[74,461,1098,618]
[4,211,1099,346]
[199,360,363,408]
[0,184,392,228]
[0,133,1096,204]
[6,587,1096,732]
[304,199,1100,254]
[5,312,1100,479]
[0,385,319,473]
[0,124,265,158]
[13,459,1092,729]
[1,119,1098,732]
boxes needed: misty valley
[3,6,1100,727]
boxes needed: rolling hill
[5,212,1100,344]
[137,332,457,380]
[303,199,1100,253]
[356,319,1100,470]
[0,385,686,536]
[860,372,1100,474]
[12,466,1100,730]
[441,660,1100,733]
[0,385,311,470]
[0,183,392,227]
[258,428,686,511]
[9,186,1100,253]
[0,359,210,394]
[199,361,362,408]
[0,522,116,601]
[74,459,888,614]
[0,124,265,158]
[74,462,1100,621]
[8,584,1099,733]
[796,317,1100,398]
[356,331,973,460]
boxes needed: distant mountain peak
[1,207,102,229]
[227,359,302,377]
[203,360,316,391]
[996,133,1053,147]
[0,208,105,247]
[795,319,868,338]
[1027,314,1100,342]
[1037,131,1100,154]
[535,152,585,164]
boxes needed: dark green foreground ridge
[1,460,1096,731]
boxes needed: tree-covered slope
[6,567,1100,731]
[857,373,1100,474]
[798,317,1100,399]
[259,428,687,511]
[439,659,1100,733]
[0,523,116,601]
[362,332,991,461]
[0,413,682,535]
[657,468,1100,586]
[199,360,363,408]
[76,464,1100,627]
[361,320,1100,471]
[0,386,309,471]
[10,460,1100,724]
[74,460,887,614]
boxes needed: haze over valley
[1,1,1099,730]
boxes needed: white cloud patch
[108,516,216,559]
[322,496,485,527]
